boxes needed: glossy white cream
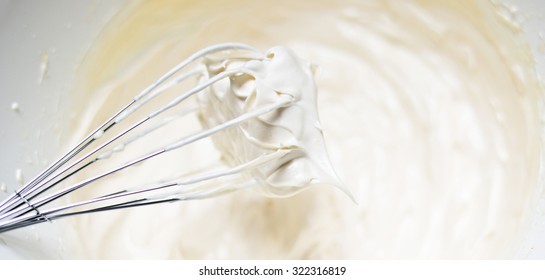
[199,46,345,197]
[63,0,543,259]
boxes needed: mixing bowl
[0,0,544,259]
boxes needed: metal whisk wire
[0,43,294,233]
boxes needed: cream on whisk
[199,46,347,197]
[0,44,349,234]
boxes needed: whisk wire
[0,43,259,216]
[0,43,300,234]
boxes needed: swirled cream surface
[64,0,544,258]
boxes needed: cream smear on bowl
[62,0,544,259]
[0,0,126,259]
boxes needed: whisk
[0,43,345,234]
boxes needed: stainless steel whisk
[0,43,296,233]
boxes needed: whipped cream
[199,46,346,197]
[62,0,543,259]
